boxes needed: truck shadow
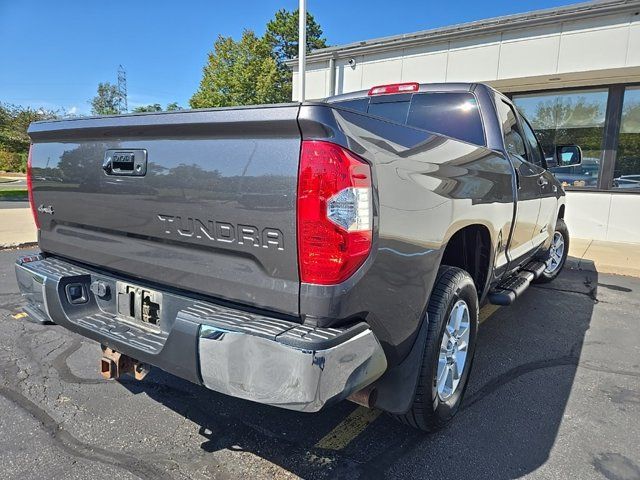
[124,260,599,479]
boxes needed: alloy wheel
[544,231,565,275]
[436,299,470,401]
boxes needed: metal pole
[328,56,336,96]
[298,0,307,102]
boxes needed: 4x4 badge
[37,205,54,215]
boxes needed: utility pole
[298,0,306,102]
[117,65,128,113]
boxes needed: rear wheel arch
[392,265,479,431]
[440,224,493,299]
[371,224,491,415]
[558,203,565,220]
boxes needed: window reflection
[513,89,608,188]
[614,87,640,189]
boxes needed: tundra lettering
[157,214,284,250]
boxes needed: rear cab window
[367,93,412,124]
[331,98,369,113]
[330,91,486,147]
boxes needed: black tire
[534,218,569,284]
[393,266,479,432]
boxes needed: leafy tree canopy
[90,82,123,116]
[132,102,183,113]
[0,103,58,153]
[190,9,327,108]
[190,30,281,108]
[133,103,162,113]
[0,103,58,171]
[265,9,327,64]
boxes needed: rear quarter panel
[299,105,515,364]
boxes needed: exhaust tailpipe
[347,385,377,408]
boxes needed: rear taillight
[368,82,419,96]
[27,145,40,229]
[297,140,372,285]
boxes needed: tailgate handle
[103,149,148,176]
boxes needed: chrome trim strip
[15,260,52,324]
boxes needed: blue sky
[1,0,583,114]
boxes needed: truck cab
[326,83,568,283]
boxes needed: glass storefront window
[613,87,640,189]
[513,89,608,188]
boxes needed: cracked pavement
[0,248,639,480]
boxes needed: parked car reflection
[614,175,640,188]
[547,156,600,188]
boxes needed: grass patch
[0,189,27,200]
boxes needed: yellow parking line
[314,304,498,452]
[315,406,381,450]
[479,304,501,324]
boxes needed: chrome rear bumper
[15,254,387,412]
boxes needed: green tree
[0,103,58,172]
[265,9,327,102]
[190,9,327,107]
[530,97,605,161]
[617,99,640,178]
[190,30,281,108]
[265,9,327,64]
[133,103,163,113]
[133,102,182,113]
[90,82,123,115]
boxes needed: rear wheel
[394,266,478,432]
[535,218,569,283]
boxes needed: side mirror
[555,145,582,167]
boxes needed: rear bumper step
[15,254,387,412]
[488,260,546,306]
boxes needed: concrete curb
[0,242,38,251]
[569,238,640,278]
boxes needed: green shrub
[0,150,27,173]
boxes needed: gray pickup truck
[16,82,581,431]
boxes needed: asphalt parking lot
[0,248,639,480]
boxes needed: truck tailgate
[28,105,301,315]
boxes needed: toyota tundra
[15,82,580,431]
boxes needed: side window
[496,98,545,177]
[496,98,546,170]
[496,100,526,158]
[506,129,526,157]
[520,116,545,168]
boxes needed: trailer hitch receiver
[100,345,150,380]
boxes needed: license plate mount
[116,282,162,330]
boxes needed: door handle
[537,176,549,187]
[103,149,147,176]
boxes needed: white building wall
[293,11,640,99]
[566,192,640,243]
